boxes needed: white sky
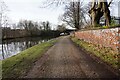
[3,0,65,25]
[2,0,120,26]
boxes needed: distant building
[111,16,120,24]
[100,16,120,26]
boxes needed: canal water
[0,37,53,60]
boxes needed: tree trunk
[102,1,111,27]
[89,0,111,27]
[72,2,77,29]
[72,1,80,30]
[90,1,103,27]
[77,1,80,29]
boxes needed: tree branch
[108,0,113,7]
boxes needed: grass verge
[71,36,119,69]
[2,39,57,78]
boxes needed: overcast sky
[3,0,65,25]
[2,0,120,26]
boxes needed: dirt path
[25,36,118,78]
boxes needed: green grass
[2,39,57,78]
[0,61,2,79]
[71,36,119,69]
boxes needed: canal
[0,37,54,60]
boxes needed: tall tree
[41,0,82,30]
[89,0,113,27]
[46,21,51,30]
[41,21,51,30]
[0,0,8,28]
[62,1,84,30]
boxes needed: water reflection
[0,37,51,60]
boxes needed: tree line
[44,0,119,30]
[2,20,61,39]
[61,0,116,29]
[1,0,120,35]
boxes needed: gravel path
[25,36,118,78]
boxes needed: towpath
[25,36,118,78]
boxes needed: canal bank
[1,36,57,60]
[2,38,57,78]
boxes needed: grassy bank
[2,39,57,78]
[71,36,119,69]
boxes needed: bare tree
[39,0,67,8]
[89,0,113,27]
[17,20,43,36]
[57,23,66,32]
[61,1,84,30]
[0,0,8,28]
[41,21,51,30]
[83,2,92,25]
[0,0,8,60]
[46,21,51,30]
[41,0,91,30]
